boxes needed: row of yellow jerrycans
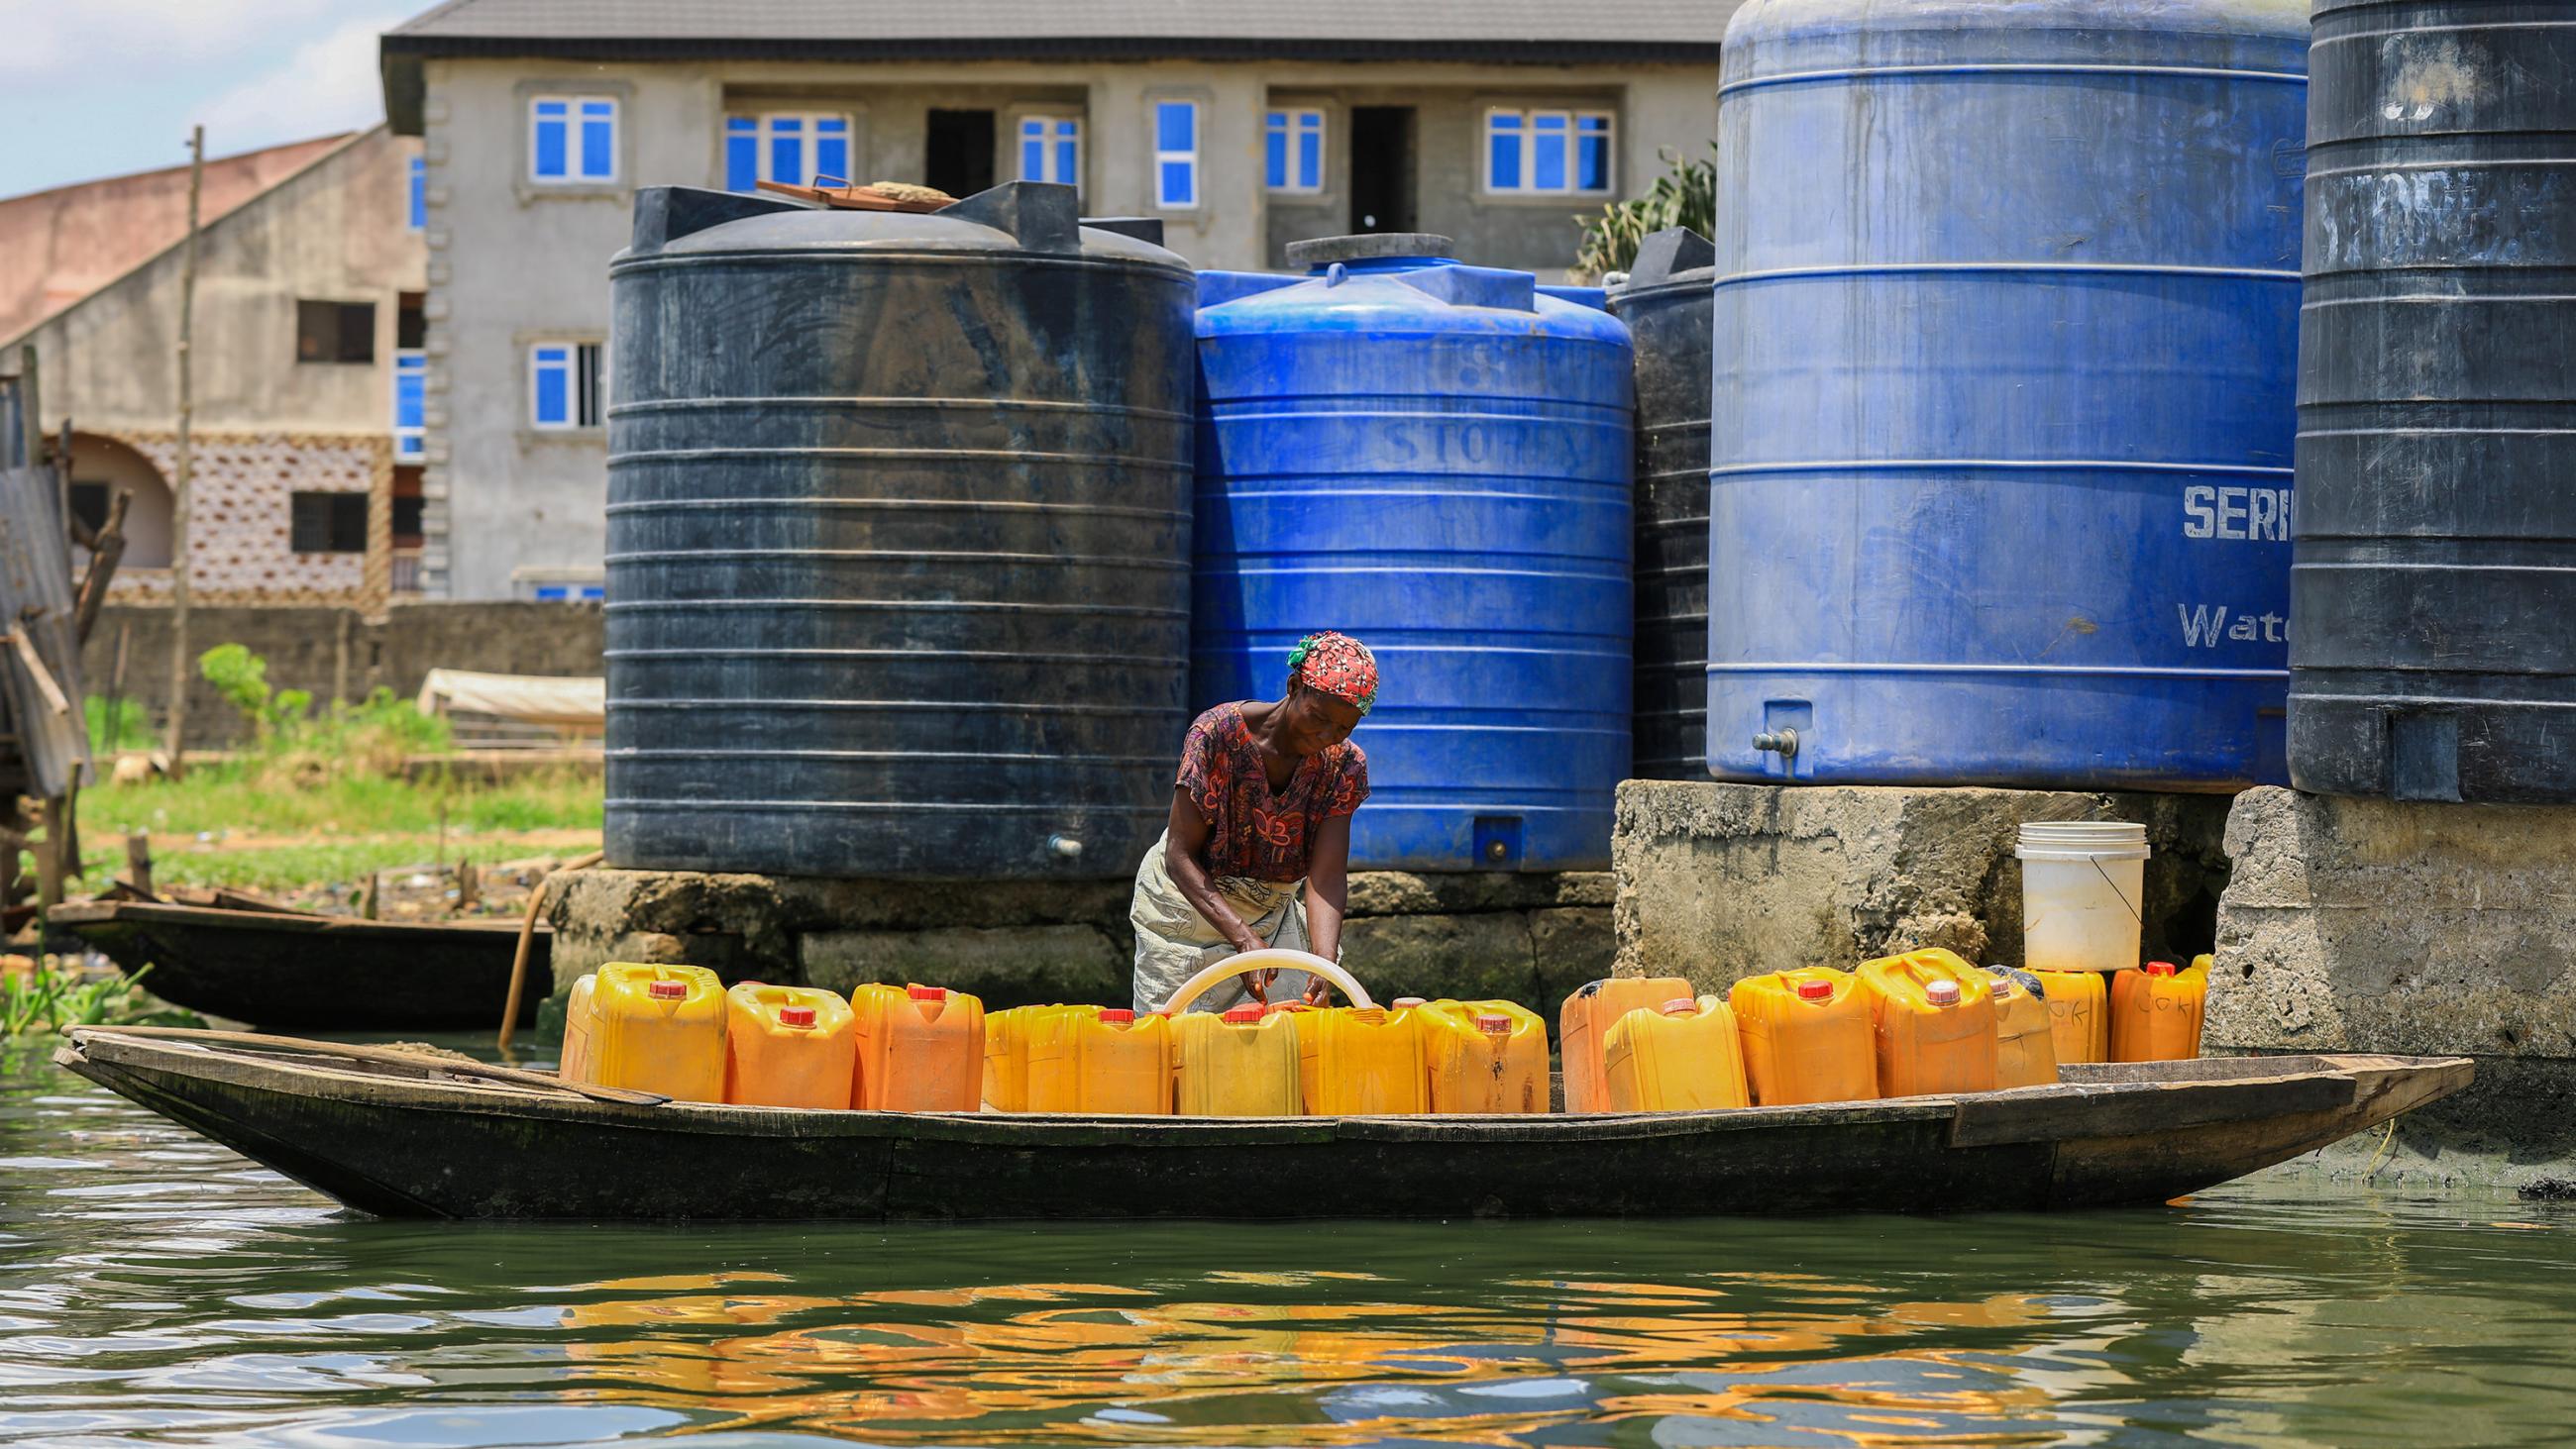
[984,997,1551,1117]
[561,964,984,1109]
[1561,949,2210,1112]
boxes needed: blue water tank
[1194,233,1635,871]
[1709,0,2306,788]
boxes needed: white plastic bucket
[2017,821,2149,974]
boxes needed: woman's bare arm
[1165,787,1265,956]
[1304,812,1351,983]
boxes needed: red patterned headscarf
[1288,631,1378,715]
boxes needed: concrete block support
[1613,780,2233,990]
[547,866,1613,1013]
[2210,785,2576,1177]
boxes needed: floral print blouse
[1174,701,1369,883]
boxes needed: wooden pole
[126,831,153,896]
[162,126,203,780]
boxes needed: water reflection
[3,1040,2573,1446]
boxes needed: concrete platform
[2209,785,2576,1184]
[1612,779,2234,987]
[545,866,1613,1012]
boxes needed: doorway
[1348,107,1417,234]
[925,110,996,198]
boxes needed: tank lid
[1082,216,1164,246]
[1796,979,1833,1001]
[1625,227,1716,289]
[780,1004,817,1027]
[619,181,1189,272]
[2144,960,2179,977]
[1286,233,1454,267]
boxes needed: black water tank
[2291,2,2576,802]
[605,182,1197,877]
[1608,229,1715,781]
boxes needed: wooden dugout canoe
[50,902,549,1030]
[54,1026,2469,1221]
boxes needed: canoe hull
[57,1029,2470,1221]
[51,903,548,1029]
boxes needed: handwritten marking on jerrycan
[2030,969,2109,1065]
[723,983,857,1109]
[852,983,985,1111]
[2111,958,2209,1063]
[1856,950,1998,1097]
[567,963,726,1102]
[1729,968,1877,1106]
[1605,996,1752,1112]
[1421,999,1550,1114]
[1558,977,1694,1113]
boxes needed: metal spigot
[1047,834,1084,860]
[1751,728,1800,759]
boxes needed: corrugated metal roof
[380,0,1738,132]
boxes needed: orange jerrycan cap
[1795,978,1833,1001]
[647,980,688,1000]
[909,983,948,1000]
[2144,960,2179,977]
[1662,997,1698,1015]
[1222,1005,1264,1023]
[1100,1008,1136,1024]
[1474,1013,1513,1035]
[1926,979,1962,1006]
[778,1004,817,1028]
[1392,996,1429,1008]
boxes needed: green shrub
[1571,144,1717,284]
[196,645,454,780]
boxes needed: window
[70,482,110,537]
[532,96,617,183]
[1266,109,1324,192]
[290,492,369,554]
[1153,100,1198,209]
[296,300,375,363]
[1485,108,1613,194]
[531,342,603,430]
[532,582,606,601]
[392,350,426,462]
[1018,115,1081,186]
[725,112,852,192]
[407,155,425,229]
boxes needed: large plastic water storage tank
[1709,0,2307,788]
[605,183,1196,878]
[1608,228,1717,780]
[2291,1,2576,803]
[1194,234,1634,872]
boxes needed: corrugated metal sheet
[0,373,91,798]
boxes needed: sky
[0,0,417,200]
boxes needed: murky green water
[3,1039,2569,1448]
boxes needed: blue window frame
[1019,115,1081,186]
[393,350,425,461]
[1153,100,1198,209]
[1265,109,1324,192]
[725,112,853,192]
[532,96,616,182]
[532,583,605,601]
[530,342,601,429]
[1485,107,1613,194]
[406,155,425,229]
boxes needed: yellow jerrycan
[851,983,985,1111]
[2029,969,2108,1065]
[984,1004,1092,1111]
[577,962,726,1101]
[1173,1004,1304,1115]
[1727,967,1877,1105]
[1856,949,1997,1097]
[1299,1003,1429,1114]
[1604,995,1751,1111]
[1984,967,2060,1089]
[722,983,857,1109]
[1558,976,1695,1113]
[559,973,598,1085]
[2111,958,2208,1062]
[1028,1007,1172,1114]
[1420,1000,1550,1113]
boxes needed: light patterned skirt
[1128,831,1317,1012]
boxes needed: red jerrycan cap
[779,1004,817,1027]
[1926,980,1962,1006]
[1474,1013,1513,1035]
[647,980,688,1000]
[909,983,947,1001]
[1100,1008,1136,1024]
[1662,997,1698,1015]
[2144,960,2179,977]
[1222,1005,1264,1023]
[1795,978,1833,1001]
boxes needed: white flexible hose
[1156,948,1375,1014]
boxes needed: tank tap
[1752,728,1800,759]
[1047,833,1084,860]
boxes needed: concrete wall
[82,599,602,749]
[418,55,1717,599]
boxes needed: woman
[1129,632,1376,1012]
